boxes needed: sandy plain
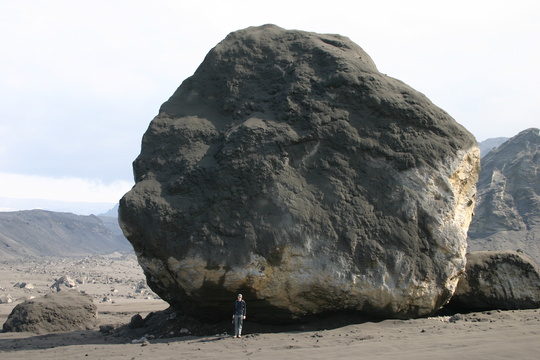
[1,255,540,360]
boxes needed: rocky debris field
[0,254,164,328]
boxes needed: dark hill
[468,128,540,263]
[0,209,132,260]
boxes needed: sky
[0,0,538,214]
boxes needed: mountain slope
[468,128,540,263]
[0,209,132,260]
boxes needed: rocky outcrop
[2,290,98,333]
[448,251,540,311]
[468,128,540,263]
[119,25,479,323]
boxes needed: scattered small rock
[0,294,13,304]
[50,275,77,291]
[99,324,115,334]
[131,336,148,344]
[129,314,145,329]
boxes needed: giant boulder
[119,25,479,323]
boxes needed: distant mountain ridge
[478,137,509,158]
[98,203,119,217]
[468,128,540,263]
[0,209,132,260]
[0,196,117,215]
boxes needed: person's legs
[234,315,240,337]
[237,316,243,337]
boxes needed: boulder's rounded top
[215,24,378,71]
[154,24,475,177]
[159,25,383,119]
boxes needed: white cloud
[0,172,132,204]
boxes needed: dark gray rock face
[468,128,540,263]
[119,25,479,323]
[448,251,540,311]
[2,290,98,333]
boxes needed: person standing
[232,294,246,338]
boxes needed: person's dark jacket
[234,300,246,316]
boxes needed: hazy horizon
[0,196,117,216]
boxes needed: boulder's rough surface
[119,25,479,323]
[468,128,540,263]
[448,251,540,311]
[2,290,98,333]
